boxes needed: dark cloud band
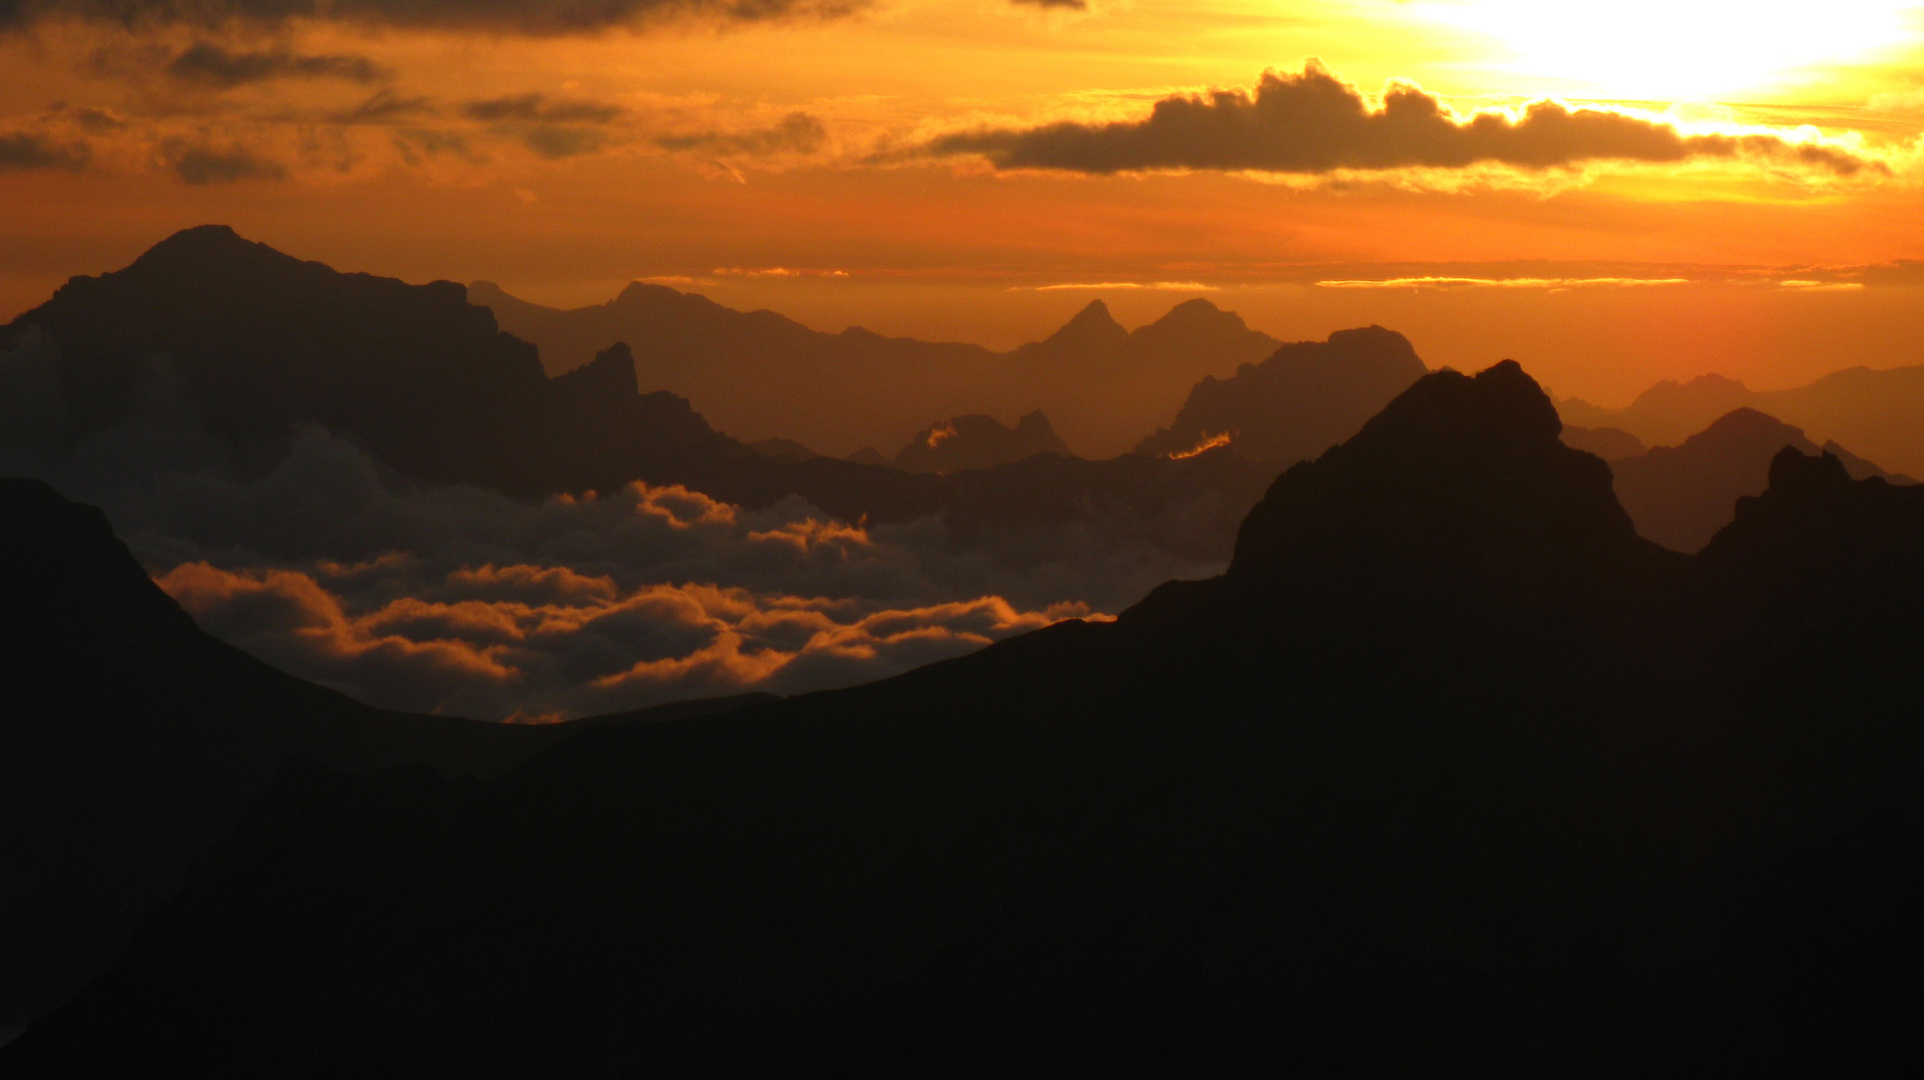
[165,41,387,86]
[0,130,91,171]
[930,63,1879,178]
[0,0,869,34]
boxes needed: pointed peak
[1228,359,1632,586]
[132,225,291,272]
[1040,298,1129,350]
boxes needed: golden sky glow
[4,1,1924,403]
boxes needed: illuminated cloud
[158,559,1095,717]
[930,62,1881,178]
[0,416,1208,718]
[0,0,873,34]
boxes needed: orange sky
[5,0,1924,403]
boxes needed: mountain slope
[891,411,1070,474]
[11,362,1924,1074]
[1557,364,1924,477]
[1610,407,1911,552]
[0,477,761,1036]
[1135,324,1430,465]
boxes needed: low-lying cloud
[930,62,1881,178]
[158,559,1090,719]
[0,350,1213,718]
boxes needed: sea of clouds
[0,340,1221,718]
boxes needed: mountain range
[1557,365,1924,477]
[9,362,1923,1073]
[0,227,1275,569]
[470,281,1281,458]
[1606,406,1912,552]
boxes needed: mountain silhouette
[0,476,772,1037]
[1,228,1274,567]
[1557,364,1924,477]
[890,411,1070,474]
[11,361,1924,1073]
[1134,324,1429,466]
[1609,406,1912,552]
[469,283,1280,457]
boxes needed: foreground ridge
[7,363,1924,1074]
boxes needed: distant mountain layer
[1606,407,1911,553]
[13,364,1924,1072]
[0,227,1275,567]
[470,281,1281,458]
[1557,365,1924,477]
[891,411,1070,474]
[1136,325,1430,466]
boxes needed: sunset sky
[6,0,1924,402]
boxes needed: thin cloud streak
[1317,276,1693,289]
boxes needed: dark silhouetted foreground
[7,362,1923,1074]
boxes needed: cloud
[1025,281,1216,291]
[158,136,286,182]
[4,410,1214,719]
[0,0,872,35]
[461,95,624,158]
[1317,276,1692,289]
[156,560,1092,717]
[928,62,1881,179]
[341,89,434,123]
[463,94,623,125]
[164,42,387,86]
[655,111,827,156]
[521,125,606,158]
[0,129,90,171]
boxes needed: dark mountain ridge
[0,476,772,1036]
[11,362,1923,1073]
[3,227,1275,567]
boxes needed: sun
[1409,0,1917,100]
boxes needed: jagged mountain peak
[1225,360,1653,598]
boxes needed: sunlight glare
[1410,0,1918,99]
